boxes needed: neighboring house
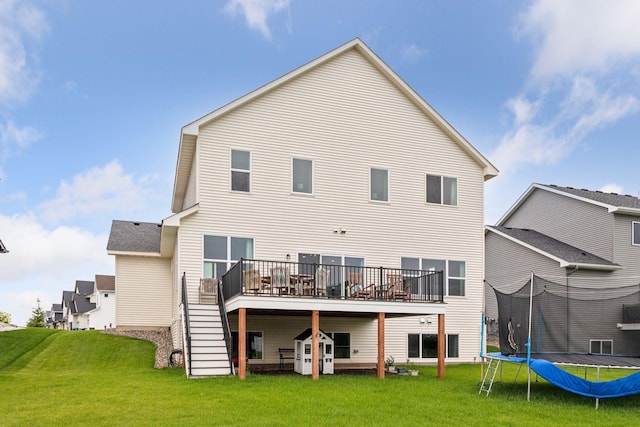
[0,239,7,253]
[87,275,116,330]
[67,280,96,330]
[61,290,74,330]
[108,38,498,377]
[46,303,64,329]
[485,183,640,355]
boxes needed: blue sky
[2,0,640,325]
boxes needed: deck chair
[271,266,291,295]
[315,267,330,296]
[243,269,262,294]
[388,274,409,300]
[199,278,219,303]
[347,271,372,299]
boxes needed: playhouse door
[318,342,324,373]
[323,343,334,374]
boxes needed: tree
[26,299,46,328]
[0,311,10,324]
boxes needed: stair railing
[217,278,235,375]
[181,272,192,377]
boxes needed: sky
[2,0,640,326]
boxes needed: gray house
[485,183,640,356]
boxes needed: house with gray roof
[485,183,640,355]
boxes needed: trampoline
[481,274,640,407]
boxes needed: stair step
[191,359,231,369]
[189,367,232,377]
[191,352,229,362]
[189,313,221,321]
[191,344,227,353]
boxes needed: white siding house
[108,39,497,377]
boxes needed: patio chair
[315,267,330,296]
[199,278,219,304]
[243,269,263,294]
[347,271,372,299]
[388,274,410,300]
[271,266,291,295]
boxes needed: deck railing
[220,258,444,303]
[216,279,235,375]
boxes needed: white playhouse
[293,328,334,375]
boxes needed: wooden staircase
[187,304,232,377]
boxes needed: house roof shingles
[107,220,162,253]
[75,280,94,296]
[541,184,640,209]
[488,226,619,268]
[95,275,115,292]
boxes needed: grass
[1,329,640,426]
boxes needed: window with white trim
[204,235,254,279]
[401,257,465,296]
[327,332,350,359]
[633,222,640,245]
[426,174,457,206]
[408,333,459,358]
[370,168,389,202]
[231,149,251,192]
[590,339,613,354]
[292,158,313,194]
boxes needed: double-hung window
[231,149,251,192]
[370,168,389,202]
[204,235,254,279]
[633,222,640,245]
[328,332,351,359]
[427,174,457,205]
[401,257,465,296]
[292,158,313,194]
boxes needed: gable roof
[75,280,94,296]
[0,239,7,253]
[95,275,115,292]
[62,290,74,307]
[70,293,96,314]
[498,183,640,225]
[487,225,621,271]
[107,220,162,255]
[171,38,498,213]
[294,328,332,341]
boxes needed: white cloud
[38,160,158,224]
[0,0,48,104]
[0,213,112,326]
[599,183,624,194]
[224,0,290,40]
[401,43,427,64]
[493,1,640,173]
[519,0,640,80]
[0,119,42,159]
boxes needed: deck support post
[378,312,385,379]
[239,307,247,380]
[438,313,445,378]
[312,310,319,379]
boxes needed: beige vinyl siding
[183,153,198,209]
[175,49,486,363]
[504,189,614,260]
[115,255,173,328]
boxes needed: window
[231,331,263,360]
[408,333,459,358]
[401,257,465,296]
[370,168,389,202]
[104,294,108,298]
[329,332,350,359]
[204,235,254,279]
[298,253,364,288]
[633,222,640,245]
[448,261,466,296]
[292,158,313,194]
[426,174,457,206]
[231,149,250,192]
[590,339,613,355]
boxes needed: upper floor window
[292,158,313,194]
[370,168,389,202]
[633,222,640,245]
[231,150,251,192]
[204,235,254,279]
[427,175,457,206]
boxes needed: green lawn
[1,329,639,426]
